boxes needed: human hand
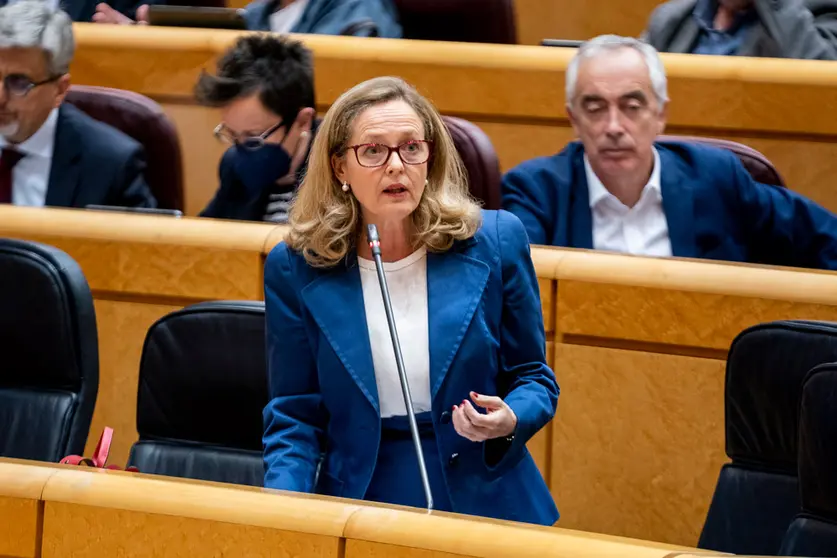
[451,391,517,442]
[92,3,149,24]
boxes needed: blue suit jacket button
[440,410,451,424]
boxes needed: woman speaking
[262,76,559,525]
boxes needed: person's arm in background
[111,144,158,208]
[294,0,402,38]
[726,152,837,269]
[91,0,160,23]
[757,0,837,60]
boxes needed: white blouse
[358,247,431,418]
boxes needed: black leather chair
[698,320,837,555]
[780,362,837,557]
[128,301,267,486]
[443,116,501,209]
[0,239,98,462]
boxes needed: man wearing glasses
[0,0,156,209]
[196,35,316,223]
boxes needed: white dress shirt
[358,247,431,419]
[269,0,309,34]
[584,148,673,257]
[0,108,59,207]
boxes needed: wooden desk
[541,249,837,545]
[0,459,692,558]
[5,206,837,545]
[0,206,279,467]
[515,0,665,45]
[72,24,837,219]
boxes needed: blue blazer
[502,141,837,270]
[47,104,156,209]
[243,0,402,37]
[263,210,559,525]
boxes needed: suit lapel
[659,146,697,258]
[427,244,490,399]
[669,17,701,53]
[569,147,594,249]
[301,259,379,412]
[45,106,82,208]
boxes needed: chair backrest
[0,238,98,462]
[698,321,837,555]
[64,85,184,211]
[443,116,501,209]
[393,0,516,44]
[129,301,267,486]
[780,363,837,557]
[658,135,785,187]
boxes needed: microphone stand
[366,224,434,511]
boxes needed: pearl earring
[341,181,350,192]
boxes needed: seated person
[643,0,837,60]
[501,35,837,270]
[196,35,315,222]
[93,0,402,38]
[0,0,156,209]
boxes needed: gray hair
[565,35,668,109]
[0,0,74,76]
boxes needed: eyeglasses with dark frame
[346,139,433,168]
[213,120,285,151]
[3,74,62,98]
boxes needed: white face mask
[0,121,20,139]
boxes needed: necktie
[0,148,24,204]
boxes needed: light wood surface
[515,0,666,45]
[0,459,694,558]
[0,460,60,558]
[71,24,837,218]
[546,249,837,544]
[6,207,837,545]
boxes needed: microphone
[366,224,434,511]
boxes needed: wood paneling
[0,499,42,558]
[0,459,695,558]
[516,0,666,45]
[71,24,837,216]
[549,250,837,545]
[346,540,464,558]
[42,502,343,558]
[41,467,360,532]
[551,344,726,545]
[343,506,687,558]
[0,460,58,558]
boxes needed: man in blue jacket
[501,34,837,270]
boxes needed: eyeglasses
[213,120,285,151]
[346,140,433,168]
[2,74,61,98]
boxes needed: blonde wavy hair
[286,76,482,268]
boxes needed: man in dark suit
[0,0,156,209]
[502,35,837,270]
[642,0,837,60]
